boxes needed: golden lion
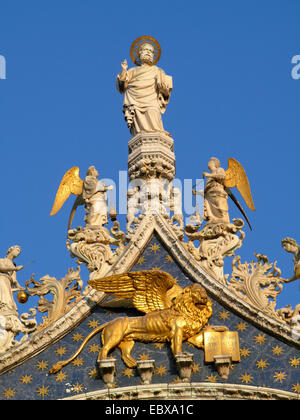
[49,271,213,373]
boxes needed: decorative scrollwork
[25,266,83,330]
[226,254,284,319]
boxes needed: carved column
[127,132,183,235]
[128,132,175,182]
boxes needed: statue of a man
[116,41,173,136]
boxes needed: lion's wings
[223,158,255,211]
[50,167,84,216]
[88,270,183,314]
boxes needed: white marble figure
[116,43,172,136]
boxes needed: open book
[204,331,240,363]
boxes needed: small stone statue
[50,165,113,230]
[50,166,125,279]
[202,157,255,229]
[0,246,37,353]
[281,237,300,283]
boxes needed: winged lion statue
[49,270,217,373]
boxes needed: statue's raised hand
[121,59,128,72]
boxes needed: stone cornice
[61,382,300,400]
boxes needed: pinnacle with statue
[0,36,299,400]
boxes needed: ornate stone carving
[67,222,126,280]
[62,382,300,401]
[126,132,182,238]
[226,254,285,320]
[25,266,83,330]
[1,214,299,377]
[128,132,175,182]
[184,219,245,283]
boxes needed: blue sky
[0,0,299,317]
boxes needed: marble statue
[116,37,172,136]
[202,157,230,225]
[203,157,255,229]
[0,246,24,333]
[185,157,255,282]
[50,166,113,229]
[50,166,125,279]
[82,166,113,227]
[0,246,37,353]
[281,237,300,283]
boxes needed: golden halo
[130,36,161,66]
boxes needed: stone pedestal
[126,132,181,231]
[98,358,117,389]
[214,355,232,379]
[175,352,194,382]
[128,132,175,182]
[136,359,155,385]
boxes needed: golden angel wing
[224,158,256,211]
[50,167,84,216]
[88,270,183,314]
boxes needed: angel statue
[50,166,113,229]
[116,36,173,137]
[202,157,256,230]
[50,166,125,277]
[186,157,255,283]
[49,270,228,373]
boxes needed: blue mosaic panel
[0,234,299,399]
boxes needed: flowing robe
[204,170,230,224]
[0,258,23,338]
[0,258,18,316]
[116,64,172,136]
[83,176,109,227]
